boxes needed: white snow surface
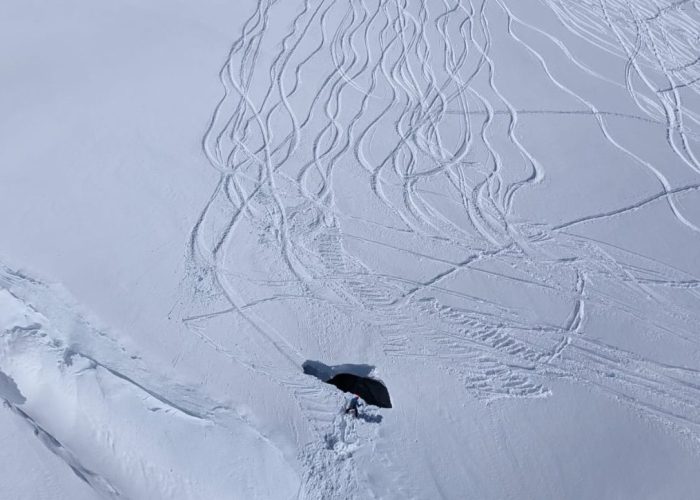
[2,0,700,498]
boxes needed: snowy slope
[2,0,700,499]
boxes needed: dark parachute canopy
[327,373,392,408]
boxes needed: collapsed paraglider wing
[327,373,392,408]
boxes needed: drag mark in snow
[184,1,700,491]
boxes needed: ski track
[184,0,700,496]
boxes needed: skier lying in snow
[345,394,363,417]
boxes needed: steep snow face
[2,0,700,498]
[0,271,300,499]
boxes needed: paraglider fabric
[327,373,392,408]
